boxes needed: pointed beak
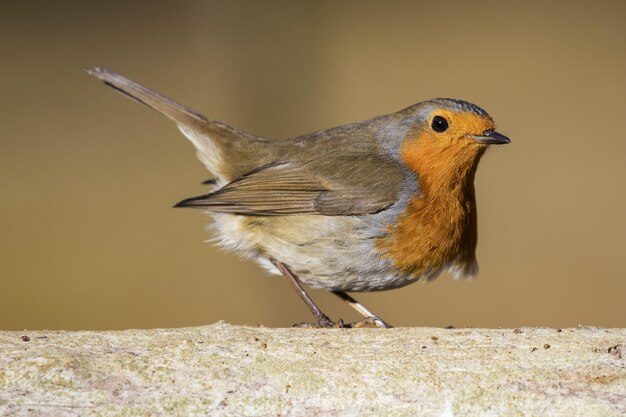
[470,130,511,145]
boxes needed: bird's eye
[431,116,449,133]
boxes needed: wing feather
[175,158,404,216]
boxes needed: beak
[470,130,511,145]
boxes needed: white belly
[204,209,438,292]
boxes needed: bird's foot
[292,312,342,328]
[292,316,392,329]
[291,321,342,328]
[345,316,393,329]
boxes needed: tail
[86,67,208,130]
[86,67,256,178]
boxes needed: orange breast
[376,129,485,278]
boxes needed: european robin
[88,67,510,328]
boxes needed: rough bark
[0,323,624,416]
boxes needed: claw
[347,316,393,328]
[292,315,393,329]
[292,319,343,328]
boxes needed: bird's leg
[271,260,337,328]
[331,291,393,328]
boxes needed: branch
[0,323,624,416]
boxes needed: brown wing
[174,156,405,216]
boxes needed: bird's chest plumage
[375,188,478,278]
[375,136,484,279]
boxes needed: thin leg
[332,291,393,328]
[271,259,335,327]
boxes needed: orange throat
[377,136,485,278]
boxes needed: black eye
[431,116,449,132]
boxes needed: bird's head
[401,98,510,178]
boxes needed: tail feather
[87,67,273,180]
[86,67,207,129]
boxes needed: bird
[87,67,510,328]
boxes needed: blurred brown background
[1,1,625,330]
